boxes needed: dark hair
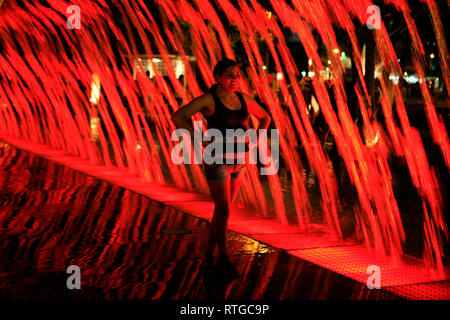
[213,58,238,79]
[209,58,238,92]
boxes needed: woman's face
[216,65,241,92]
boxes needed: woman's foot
[205,247,214,260]
[201,250,215,273]
[217,255,240,278]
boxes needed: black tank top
[205,90,250,158]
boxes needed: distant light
[262,65,267,70]
[89,74,101,104]
[398,59,400,62]
[308,59,312,66]
[389,74,400,84]
[430,53,435,59]
[406,74,419,84]
[266,11,272,19]
[90,118,99,130]
[276,72,283,80]
[301,71,306,77]
[90,117,100,141]
[333,48,340,54]
[366,131,379,147]
[152,58,162,63]
[404,72,408,76]
[138,58,142,61]
[308,71,315,77]
[327,60,332,65]
[341,51,346,57]
[136,144,142,150]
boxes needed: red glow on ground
[2,135,449,299]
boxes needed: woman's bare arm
[171,93,213,137]
[242,93,271,131]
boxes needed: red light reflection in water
[0,0,448,278]
[1,144,402,300]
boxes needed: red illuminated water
[0,0,448,276]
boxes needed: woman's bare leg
[206,178,231,257]
[230,177,243,204]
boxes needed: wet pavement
[0,143,400,300]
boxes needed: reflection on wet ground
[268,131,450,260]
[0,144,397,300]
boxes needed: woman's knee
[214,203,230,218]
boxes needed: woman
[171,59,271,274]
